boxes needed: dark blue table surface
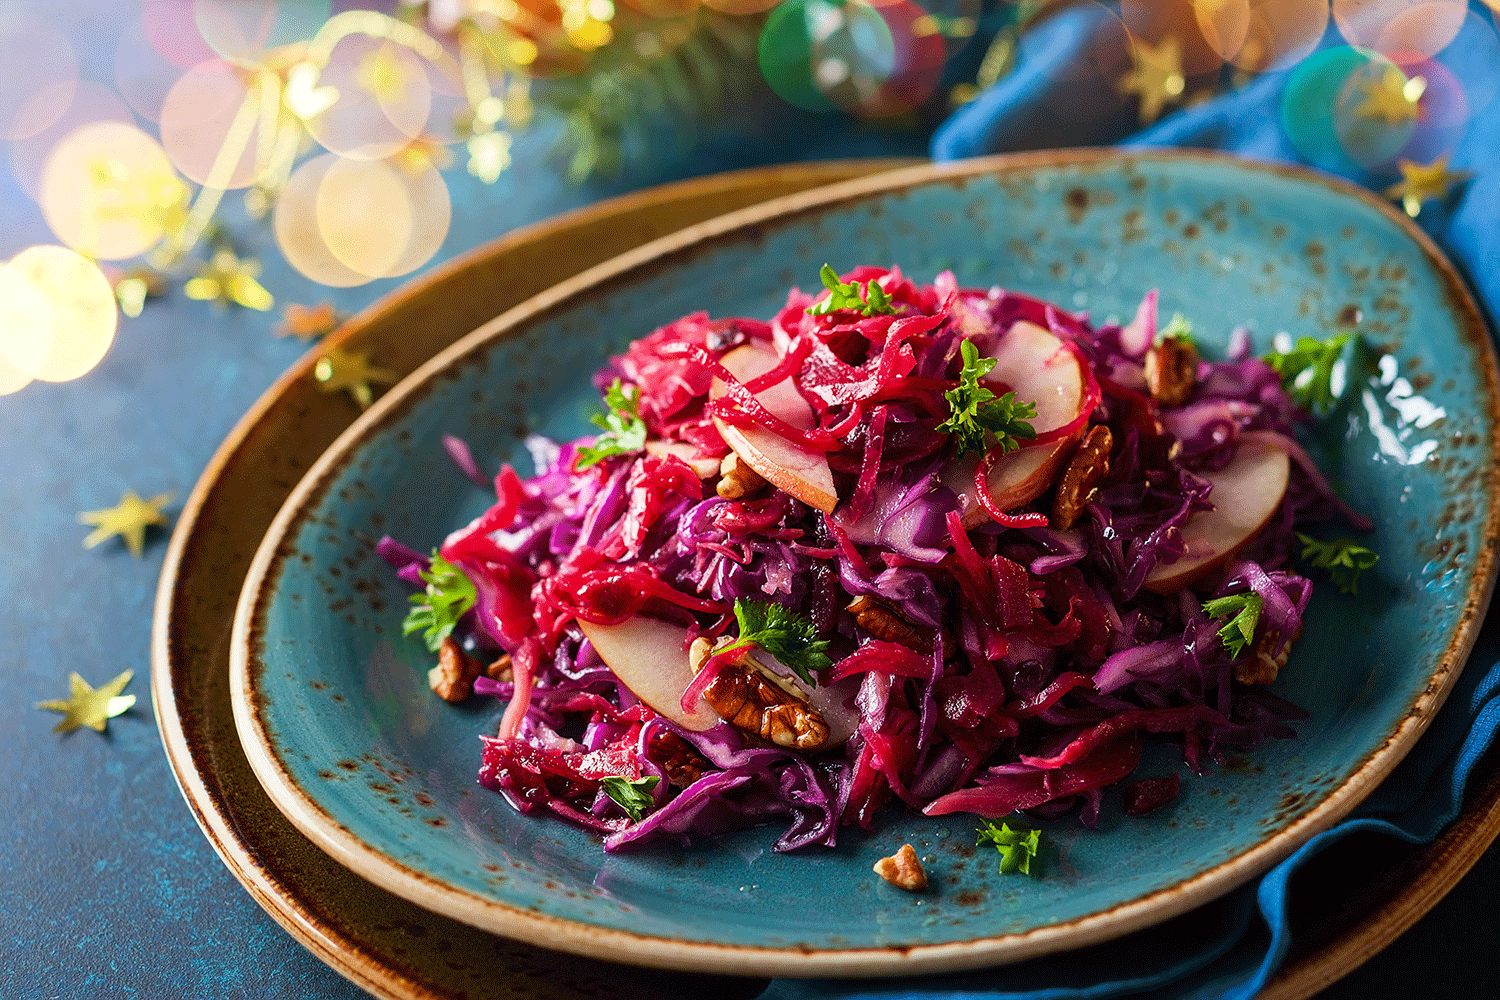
[3,6,1498,998]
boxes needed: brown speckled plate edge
[156,154,1499,998]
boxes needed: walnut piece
[1144,336,1200,406]
[486,653,513,683]
[716,452,768,500]
[846,594,934,653]
[428,637,483,702]
[873,844,928,891]
[1051,424,1113,530]
[689,637,830,750]
[1236,624,1302,686]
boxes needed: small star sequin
[78,490,173,558]
[467,131,513,184]
[1350,66,1425,126]
[37,670,137,734]
[110,267,169,319]
[1384,154,1472,217]
[1117,35,1186,125]
[184,247,275,311]
[277,301,342,341]
[314,346,398,410]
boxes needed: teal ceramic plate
[230,151,1499,978]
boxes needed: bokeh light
[303,32,433,159]
[1193,0,1329,72]
[1282,45,1372,173]
[1041,2,1133,124]
[759,0,836,113]
[314,156,416,278]
[1330,57,1417,169]
[142,0,218,69]
[114,16,185,123]
[10,81,133,202]
[0,350,32,397]
[701,0,781,15]
[0,246,118,384]
[159,59,281,189]
[0,16,79,141]
[378,155,453,279]
[39,122,186,260]
[1332,0,1467,60]
[810,0,947,118]
[275,153,371,287]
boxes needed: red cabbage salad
[379,265,1377,856]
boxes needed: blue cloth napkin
[764,5,1500,997]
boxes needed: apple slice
[710,342,838,513]
[577,617,722,731]
[644,439,720,480]
[941,321,1089,528]
[1142,437,1291,594]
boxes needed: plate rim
[222,150,1500,979]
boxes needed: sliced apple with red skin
[941,321,1089,528]
[577,616,721,731]
[578,614,858,747]
[643,439,721,480]
[710,342,838,513]
[1142,437,1291,594]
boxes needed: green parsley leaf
[717,598,832,687]
[575,378,647,469]
[601,775,660,821]
[806,263,898,317]
[937,339,1039,456]
[1263,332,1350,415]
[977,820,1042,876]
[402,553,478,653]
[1297,533,1379,595]
[1202,591,1263,659]
[1157,312,1195,346]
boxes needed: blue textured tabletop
[4,2,1500,998]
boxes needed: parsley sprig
[402,553,478,653]
[806,264,897,317]
[1157,312,1195,346]
[977,821,1042,876]
[601,775,660,821]
[937,339,1039,456]
[1202,592,1263,659]
[575,378,647,469]
[715,598,832,687]
[1297,534,1379,595]
[1263,332,1350,414]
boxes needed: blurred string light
[2,0,1492,401]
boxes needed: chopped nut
[1051,424,1113,530]
[647,729,710,787]
[846,594,934,653]
[428,637,483,702]
[486,653,513,683]
[716,451,768,500]
[1144,335,1200,406]
[691,639,829,750]
[1236,624,1302,686]
[873,844,928,891]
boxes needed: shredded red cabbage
[379,267,1368,853]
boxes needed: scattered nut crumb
[716,452,768,500]
[486,653,513,683]
[428,637,482,702]
[874,843,927,891]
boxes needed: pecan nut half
[690,637,830,750]
[847,594,934,653]
[873,843,928,891]
[429,637,483,702]
[1236,624,1302,686]
[1051,424,1113,530]
[1144,336,1200,406]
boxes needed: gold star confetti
[37,670,136,734]
[277,301,342,341]
[314,346,398,410]
[79,491,174,558]
[1351,65,1426,126]
[184,247,275,311]
[110,267,169,319]
[1384,154,1472,218]
[467,131,513,184]
[356,43,413,104]
[1117,35,1186,125]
